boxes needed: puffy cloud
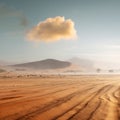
[27,16,77,42]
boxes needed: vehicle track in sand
[0,75,120,120]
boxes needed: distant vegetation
[96,68,101,73]
[0,69,6,73]
[15,68,26,71]
[108,69,114,73]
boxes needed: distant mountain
[69,57,94,71]
[12,59,71,70]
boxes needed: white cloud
[27,16,77,42]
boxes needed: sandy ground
[0,75,120,120]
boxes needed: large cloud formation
[27,16,77,42]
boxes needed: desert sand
[0,75,120,120]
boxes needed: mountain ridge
[12,59,71,70]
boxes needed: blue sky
[0,0,120,68]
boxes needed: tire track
[88,85,120,120]
[51,85,105,120]
[111,87,120,120]
[32,84,103,120]
[86,99,102,120]
[1,85,94,120]
[15,87,94,120]
[57,85,113,120]
[0,76,119,120]
[114,87,120,120]
[0,82,82,105]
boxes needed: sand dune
[0,75,120,120]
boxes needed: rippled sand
[0,75,120,120]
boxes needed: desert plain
[0,74,120,120]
